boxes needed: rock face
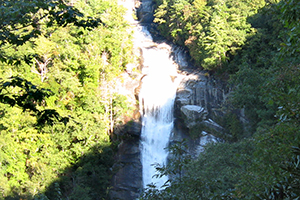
[111,0,236,199]
[110,131,142,200]
[172,70,227,154]
[110,95,143,199]
[109,62,143,199]
[176,72,227,119]
[171,45,228,145]
[136,0,155,24]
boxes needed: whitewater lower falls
[110,0,229,199]
[116,0,183,190]
[138,29,180,188]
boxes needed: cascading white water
[137,27,180,188]
[118,0,181,190]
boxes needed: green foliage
[0,0,102,48]
[228,2,284,131]
[187,141,253,199]
[141,140,254,199]
[0,0,134,199]
[145,1,300,199]
[153,0,266,70]
[0,77,51,112]
[259,146,300,199]
[154,0,193,46]
[234,122,300,198]
[217,111,244,142]
[0,77,69,127]
[277,0,300,57]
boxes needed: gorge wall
[109,0,237,199]
[172,68,227,154]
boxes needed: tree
[0,0,134,199]
[277,0,300,58]
[147,1,300,199]
[153,0,266,70]
[0,0,101,47]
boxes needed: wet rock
[136,0,155,24]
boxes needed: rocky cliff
[172,70,226,154]
[109,0,238,199]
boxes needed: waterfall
[136,27,179,188]
[118,0,182,190]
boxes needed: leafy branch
[0,0,103,47]
[0,76,68,126]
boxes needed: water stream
[119,0,181,190]
[134,28,179,189]
[139,42,179,189]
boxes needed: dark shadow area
[109,119,143,200]
[3,120,142,200]
[224,3,282,74]
[219,3,283,135]
[4,143,114,200]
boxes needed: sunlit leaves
[0,77,52,112]
[153,0,265,70]
[148,1,300,200]
[0,0,134,199]
[0,0,103,47]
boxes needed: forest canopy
[1,0,300,199]
[0,0,134,199]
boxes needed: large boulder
[180,105,208,128]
